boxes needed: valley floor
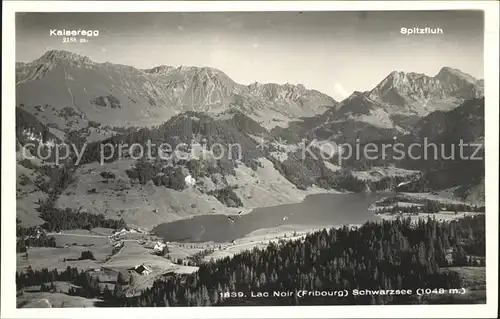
[370,191,485,222]
[376,211,484,223]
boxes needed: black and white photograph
[2,1,499,318]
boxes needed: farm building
[114,241,124,249]
[153,241,167,254]
[132,264,152,276]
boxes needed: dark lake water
[153,192,392,243]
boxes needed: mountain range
[272,67,483,144]
[16,50,336,130]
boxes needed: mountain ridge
[367,66,483,109]
[19,50,337,100]
[15,49,483,141]
[314,66,484,137]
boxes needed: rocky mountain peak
[143,65,176,75]
[16,50,337,128]
[184,67,240,95]
[434,67,483,98]
[247,82,312,101]
[435,67,478,84]
[367,67,483,107]
[16,50,96,84]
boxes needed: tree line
[17,266,83,290]
[37,205,127,232]
[17,264,134,302]
[374,195,486,215]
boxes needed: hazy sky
[16,11,484,100]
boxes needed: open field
[100,241,198,296]
[16,188,47,227]
[16,160,47,227]
[401,192,483,205]
[17,245,114,272]
[21,281,77,295]
[51,233,111,247]
[370,191,485,222]
[91,228,116,236]
[226,158,342,210]
[103,241,198,273]
[351,166,421,182]
[443,267,486,290]
[377,211,484,223]
[427,267,486,304]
